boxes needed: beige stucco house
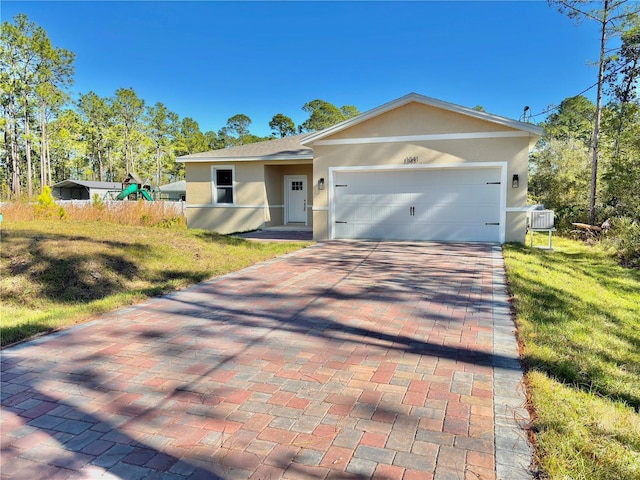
[177,93,542,243]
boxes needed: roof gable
[300,93,542,145]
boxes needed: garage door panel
[334,222,353,238]
[414,205,499,223]
[441,168,500,184]
[337,192,411,207]
[413,168,497,185]
[343,182,413,196]
[337,221,413,240]
[413,186,499,205]
[335,205,406,222]
[333,168,502,242]
[413,223,500,242]
[353,221,414,240]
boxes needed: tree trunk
[40,104,46,189]
[11,107,21,198]
[107,146,112,182]
[24,108,33,199]
[5,121,20,199]
[156,146,161,187]
[5,98,22,198]
[124,127,131,174]
[98,149,104,181]
[46,128,52,186]
[589,0,609,226]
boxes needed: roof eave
[176,154,314,163]
[52,180,122,189]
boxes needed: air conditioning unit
[527,210,555,229]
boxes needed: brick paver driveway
[1,242,532,480]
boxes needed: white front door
[285,175,307,224]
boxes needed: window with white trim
[212,166,235,204]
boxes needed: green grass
[1,220,312,347]
[503,234,640,480]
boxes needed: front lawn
[503,235,640,479]
[1,220,311,347]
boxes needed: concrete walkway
[1,242,533,479]
[233,230,313,242]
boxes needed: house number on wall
[404,156,419,164]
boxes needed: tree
[298,99,360,133]
[0,14,74,198]
[541,95,595,146]
[203,130,218,150]
[529,137,592,227]
[551,0,640,224]
[298,100,360,133]
[37,82,67,187]
[269,113,296,138]
[0,17,24,197]
[340,105,360,119]
[112,87,144,174]
[1,14,40,198]
[175,117,207,155]
[77,92,113,181]
[48,109,83,180]
[605,14,640,158]
[33,24,74,188]
[531,91,640,226]
[218,113,253,146]
[600,18,640,218]
[171,118,218,179]
[146,102,178,186]
[530,96,597,226]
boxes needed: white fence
[55,199,186,216]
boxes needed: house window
[212,166,234,204]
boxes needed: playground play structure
[114,182,154,201]
[106,173,156,201]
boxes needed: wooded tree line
[0,14,359,200]
[531,1,639,226]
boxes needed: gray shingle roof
[176,133,313,162]
[158,180,186,192]
[52,180,122,189]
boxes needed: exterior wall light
[318,178,325,190]
[512,174,520,188]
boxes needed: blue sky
[3,1,605,137]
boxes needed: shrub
[36,186,55,208]
[34,186,65,219]
[92,193,105,209]
[604,217,640,268]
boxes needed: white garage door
[332,167,502,242]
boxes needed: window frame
[211,165,235,205]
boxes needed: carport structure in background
[1,242,532,479]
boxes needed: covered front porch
[263,163,314,229]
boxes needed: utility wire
[526,61,632,121]
[527,81,599,120]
